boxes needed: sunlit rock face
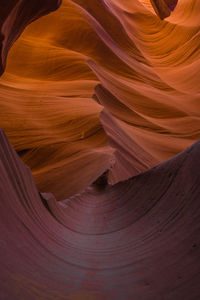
[0,0,200,298]
[0,0,199,198]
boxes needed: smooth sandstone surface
[0,0,61,75]
[0,128,200,299]
[0,0,200,299]
[0,0,199,198]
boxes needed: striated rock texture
[0,0,61,76]
[1,128,200,299]
[0,0,200,299]
[0,0,199,199]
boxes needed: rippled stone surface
[1,128,200,299]
[0,0,200,298]
[0,0,61,75]
[0,0,199,198]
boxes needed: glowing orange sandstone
[0,0,200,198]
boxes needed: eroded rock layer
[0,0,200,299]
[1,129,200,299]
[0,0,61,75]
[0,0,199,198]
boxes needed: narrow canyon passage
[0,0,200,299]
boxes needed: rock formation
[0,0,200,299]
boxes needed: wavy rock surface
[0,0,199,198]
[150,0,178,19]
[1,129,200,299]
[0,0,61,76]
[0,1,200,298]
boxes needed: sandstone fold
[1,129,200,299]
[0,0,61,75]
[150,0,178,19]
[0,0,199,197]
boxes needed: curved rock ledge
[0,0,61,75]
[1,129,200,299]
[150,0,178,19]
[0,1,200,299]
[0,0,199,199]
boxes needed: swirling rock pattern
[0,0,61,76]
[0,0,200,299]
[1,128,200,299]
[0,0,199,197]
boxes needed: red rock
[0,0,61,75]
[0,129,200,299]
[150,0,178,19]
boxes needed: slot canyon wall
[0,0,200,299]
